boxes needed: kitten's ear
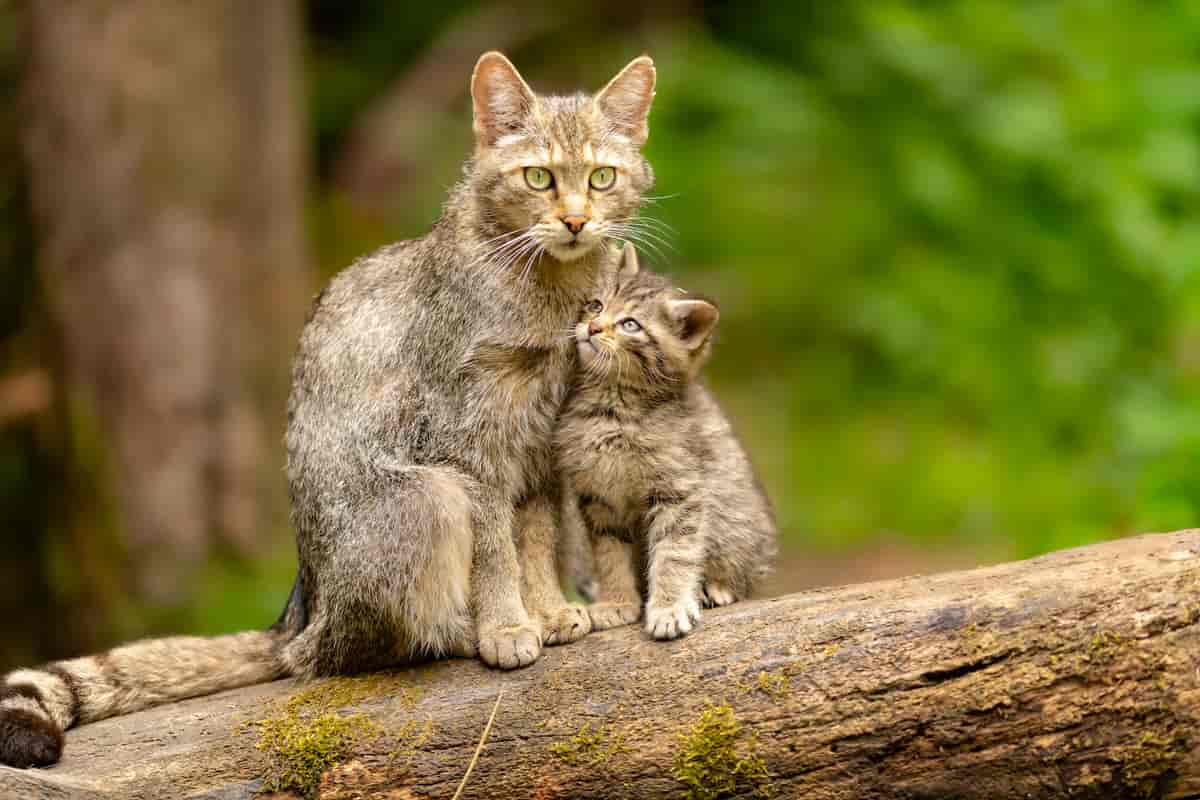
[594,56,656,146]
[471,51,538,147]
[618,242,640,281]
[667,299,719,350]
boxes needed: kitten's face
[470,54,656,265]
[574,247,719,389]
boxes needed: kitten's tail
[0,575,307,769]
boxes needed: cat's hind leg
[284,465,536,676]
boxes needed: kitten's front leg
[586,535,643,631]
[517,494,591,646]
[644,496,705,640]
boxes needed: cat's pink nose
[561,215,589,235]
[587,321,602,337]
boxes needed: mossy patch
[1116,731,1184,798]
[738,670,789,700]
[549,722,630,766]
[248,672,426,799]
[256,708,381,798]
[671,704,772,800]
[754,671,789,699]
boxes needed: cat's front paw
[534,604,592,646]
[477,624,542,669]
[644,596,701,640]
[702,581,737,608]
[587,601,642,631]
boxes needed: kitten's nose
[587,321,602,337]
[561,215,589,235]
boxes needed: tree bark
[3,530,1199,799]
[21,0,309,611]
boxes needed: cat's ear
[618,242,640,281]
[594,56,656,146]
[667,298,719,350]
[471,51,538,147]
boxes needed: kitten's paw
[702,581,737,608]
[477,624,542,669]
[535,604,592,646]
[645,596,702,640]
[587,601,642,631]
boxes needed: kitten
[556,244,777,639]
[0,52,658,768]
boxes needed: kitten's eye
[524,167,553,190]
[589,167,616,190]
[619,318,641,333]
[585,299,604,314]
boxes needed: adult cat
[0,51,657,768]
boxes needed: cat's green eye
[620,318,641,333]
[589,167,616,190]
[524,167,553,190]
[585,299,604,314]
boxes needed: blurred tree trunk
[20,0,309,631]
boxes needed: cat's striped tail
[0,576,306,768]
[0,629,288,768]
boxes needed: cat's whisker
[485,231,537,261]
[471,231,539,274]
[518,243,546,288]
[615,224,676,253]
[611,221,677,251]
[612,214,677,236]
[632,217,678,237]
[489,236,542,280]
[476,226,532,249]
[608,230,669,264]
[471,229,533,263]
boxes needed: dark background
[3,1,1198,670]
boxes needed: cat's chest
[461,340,572,483]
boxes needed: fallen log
[3,530,1199,800]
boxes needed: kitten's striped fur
[556,245,777,639]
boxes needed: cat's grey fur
[0,51,657,768]
[556,246,777,639]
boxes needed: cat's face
[574,245,719,389]
[469,53,656,265]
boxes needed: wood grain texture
[3,530,1199,800]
